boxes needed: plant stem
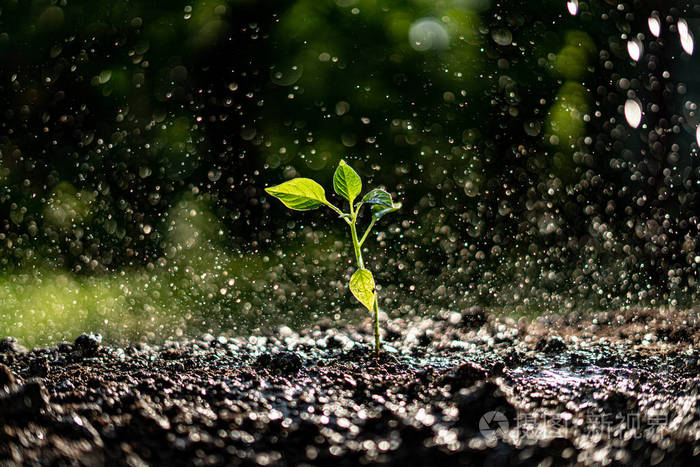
[373,294,381,354]
[350,224,364,269]
[359,218,376,246]
[325,202,351,224]
[349,202,379,353]
[349,205,364,269]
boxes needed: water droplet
[696,125,700,147]
[524,120,541,136]
[138,166,152,178]
[677,18,694,54]
[270,65,303,86]
[98,70,112,84]
[624,99,642,128]
[648,12,661,37]
[408,18,449,51]
[566,0,578,16]
[627,39,642,61]
[680,31,694,55]
[208,169,222,182]
[491,28,513,46]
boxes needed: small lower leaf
[349,268,376,312]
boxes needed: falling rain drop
[566,0,578,16]
[681,32,694,55]
[624,99,643,128]
[696,125,700,147]
[678,18,694,54]
[627,39,642,61]
[648,12,661,37]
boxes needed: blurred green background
[1,0,699,346]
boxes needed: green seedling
[265,160,400,353]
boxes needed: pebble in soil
[0,307,698,466]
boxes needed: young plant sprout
[265,160,400,353]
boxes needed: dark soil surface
[1,308,699,466]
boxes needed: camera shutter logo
[479,411,509,437]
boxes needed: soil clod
[536,335,567,353]
[73,333,102,357]
[255,351,303,374]
[0,363,15,389]
[0,336,26,354]
[461,306,487,328]
[0,379,48,417]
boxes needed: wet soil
[1,307,699,466]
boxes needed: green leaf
[359,188,393,208]
[265,178,328,211]
[371,202,401,220]
[349,268,376,312]
[333,160,362,203]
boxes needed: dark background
[0,0,699,344]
